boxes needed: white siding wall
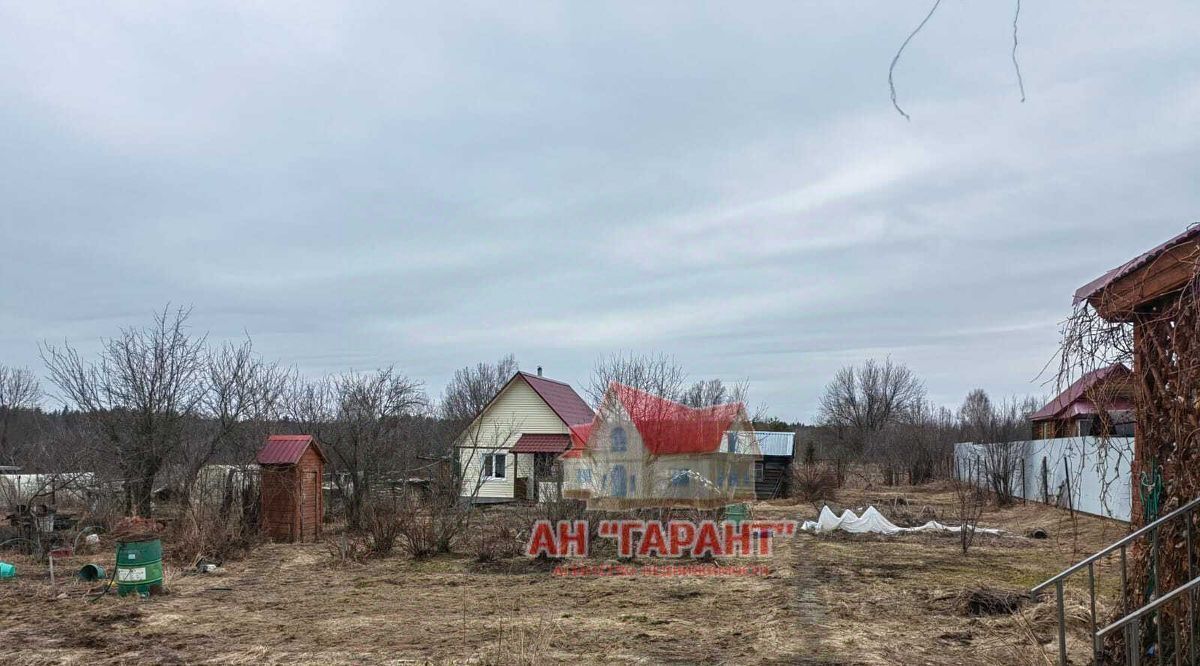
[457,377,570,500]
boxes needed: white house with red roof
[455,369,593,503]
[560,383,760,509]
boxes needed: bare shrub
[166,518,262,566]
[475,512,523,563]
[395,502,439,559]
[363,500,402,558]
[326,533,369,565]
[953,459,987,555]
[790,462,839,502]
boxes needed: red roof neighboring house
[564,382,744,457]
[509,433,573,454]
[1029,364,1133,422]
[257,434,328,466]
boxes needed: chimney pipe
[537,366,543,377]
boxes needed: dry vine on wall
[1059,263,1200,661]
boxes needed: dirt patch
[952,587,1029,616]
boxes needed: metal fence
[953,436,1134,522]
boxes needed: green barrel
[116,539,163,597]
[0,562,14,579]
[78,563,106,582]
[723,503,749,526]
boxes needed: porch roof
[510,433,572,454]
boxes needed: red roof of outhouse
[257,434,327,465]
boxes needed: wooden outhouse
[257,434,326,543]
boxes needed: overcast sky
[0,2,1196,421]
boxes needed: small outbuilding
[257,434,327,543]
[752,431,795,500]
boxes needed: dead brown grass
[0,479,1126,664]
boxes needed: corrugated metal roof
[753,431,795,457]
[510,433,572,454]
[518,372,594,426]
[257,434,326,465]
[1029,364,1131,422]
[1074,225,1200,305]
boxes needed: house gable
[455,374,579,449]
[456,371,592,502]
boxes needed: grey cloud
[1,2,1198,419]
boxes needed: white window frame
[482,452,507,480]
[754,461,765,481]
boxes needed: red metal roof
[518,372,594,426]
[1074,225,1200,306]
[510,433,572,454]
[1029,364,1132,422]
[257,434,327,465]
[563,383,744,457]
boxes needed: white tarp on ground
[801,505,1003,536]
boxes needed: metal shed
[257,434,327,543]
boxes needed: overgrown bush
[166,517,263,565]
[363,500,403,558]
[327,533,369,564]
[474,512,523,562]
[395,500,440,559]
[790,462,839,502]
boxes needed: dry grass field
[0,480,1128,665]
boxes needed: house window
[754,462,765,481]
[482,453,506,480]
[726,432,737,453]
[612,465,628,497]
[671,469,691,487]
[611,426,628,452]
[577,468,592,484]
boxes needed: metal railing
[1031,495,1200,665]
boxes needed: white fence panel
[953,437,1134,522]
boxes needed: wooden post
[1062,457,1075,519]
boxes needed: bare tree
[958,388,993,441]
[0,365,41,466]
[974,395,1038,506]
[679,378,729,408]
[439,354,518,427]
[818,358,926,484]
[586,352,686,406]
[289,367,427,530]
[41,307,207,516]
[171,339,290,506]
[40,307,288,518]
[884,401,957,486]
